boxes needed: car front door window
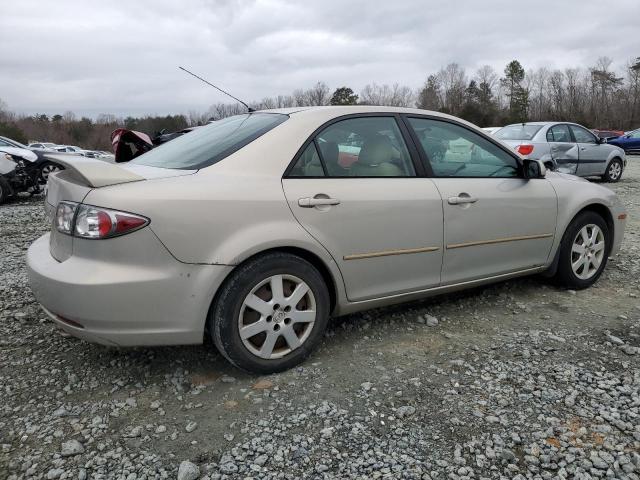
[406,118,519,178]
[570,125,597,144]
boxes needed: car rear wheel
[210,252,330,374]
[554,211,610,289]
[39,161,62,183]
[602,158,623,182]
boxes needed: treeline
[0,104,192,151]
[1,56,638,151]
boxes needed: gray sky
[1,0,638,118]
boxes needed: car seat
[349,135,403,176]
[318,141,348,176]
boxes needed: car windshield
[131,113,288,170]
[495,125,542,141]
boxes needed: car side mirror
[523,158,546,179]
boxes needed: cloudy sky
[1,0,638,118]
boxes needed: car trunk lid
[45,155,195,262]
[500,139,523,149]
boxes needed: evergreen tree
[330,87,358,105]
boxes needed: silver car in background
[495,122,627,182]
[27,107,627,373]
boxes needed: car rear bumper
[27,233,233,347]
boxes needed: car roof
[261,105,444,116]
[257,105,481,131]
[503,121,591,128]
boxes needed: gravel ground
[1,159,639,480]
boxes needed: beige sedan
[27,106,627,373]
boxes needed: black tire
[0,176,10,204]
[39,161,62,184]
[209,252,330,374]
[554,211,611,289]
[602,158,623,182]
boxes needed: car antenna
[178,66,255,113]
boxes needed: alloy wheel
[238,274,316,359]
[571,224,605,280]
[41,163,61,182]
[608,161,622,180]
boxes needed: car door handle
[298,197,341,208]
[448,195,478,205]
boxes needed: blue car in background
[608,129,640,154]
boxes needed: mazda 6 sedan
[27,106,627,373]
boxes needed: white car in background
[54,145,87,156]
[28,142,58,152]
[482,127,502,135]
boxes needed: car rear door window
[407,117,519,178]
[291,117,416,178]
[570,125,597,144]
[289,143,325,177]
[547,124,573,143]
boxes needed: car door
[546,124,579,174]
[622,130,640,153]
[282,115,444,302]
[569,124,607,176]
[405,116,557,285]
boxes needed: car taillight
[55,202,149,239]
[517,144,534,156]
[55,201,77,235]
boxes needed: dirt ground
[1,158,639,479]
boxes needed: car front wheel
[210,252,330,374]
[554,211,610,289]
[602,158,623,182]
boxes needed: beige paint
[28,106,628,347]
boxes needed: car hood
[498,139,526,149]
[0,146,38,162]
[546,171,589,183]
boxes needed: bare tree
[306,82,331,106]
[359,83,414,107]
[437,63,467,115]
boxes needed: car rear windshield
[130,113,288,170]
[495,125,543,141]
